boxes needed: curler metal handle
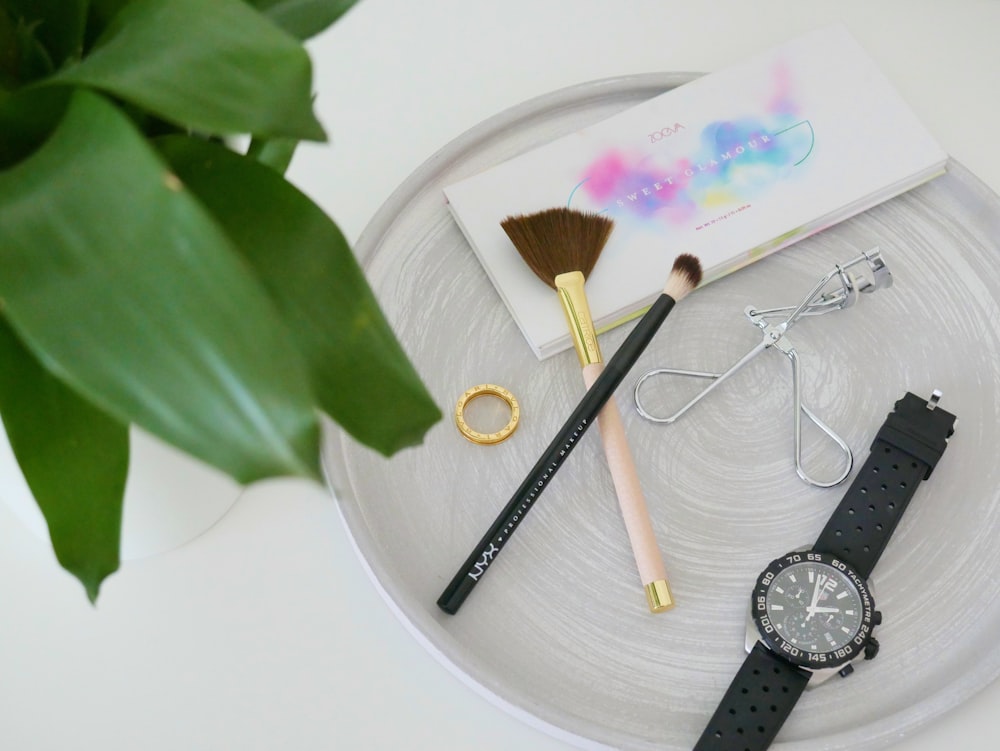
[633,247,888,488]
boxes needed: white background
[2,1,998,749]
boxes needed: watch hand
[805,606,840,614]
[805,573,826,620]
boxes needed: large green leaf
[52,0,326,140]
[0,317,128,603]
[0,88,322,484]
[246,134,299,174]
[158,135,442,456]
[246,0,360,40]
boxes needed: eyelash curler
[633,247,892,488]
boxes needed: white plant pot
[0,425,239,560]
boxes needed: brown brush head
[500,207,614,288]
[662,253,703,301]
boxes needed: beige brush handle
[554,271,673,613]
[582,362,673,612]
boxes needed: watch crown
[865,637,881,661]
[873,610,883,627]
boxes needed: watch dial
[753,551,874,668]
[766,562,864,651]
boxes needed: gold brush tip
[645,580,675,613]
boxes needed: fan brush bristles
[500,208,614,286]
[663,253,703,301]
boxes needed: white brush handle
[582,362,671,610]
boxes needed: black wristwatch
[694,390,957,751]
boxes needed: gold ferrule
[554,271,603,367]
[645,580,674,613]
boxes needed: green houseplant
[0,0,441,601]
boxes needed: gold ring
[454,384,520,445]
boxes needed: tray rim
[321,71,1000,751]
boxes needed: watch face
[752,550,875,669]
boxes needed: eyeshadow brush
[500,207,673,613]
[437,250,702,614]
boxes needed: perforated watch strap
[813,392,956,579]
[812,438,928,578]
[693,641,810,751]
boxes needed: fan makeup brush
[500,207,673,613]
[437,249,702,615]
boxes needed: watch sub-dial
[767,582,811,608]
[784,584,811,606]
[777,609,854,650]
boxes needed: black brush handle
[437,293,677,614]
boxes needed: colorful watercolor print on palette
[443,24,946,360]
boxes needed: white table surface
[2,1,999,749]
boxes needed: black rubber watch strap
[813,392,956,579]
[693,641,810,751]
[812,438,928,578]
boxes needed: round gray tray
[321,72,1000,750]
